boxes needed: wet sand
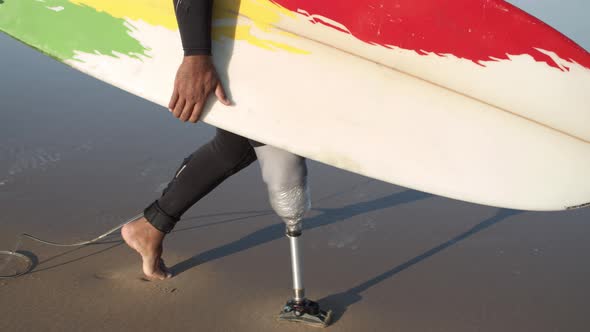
[1,32,590,332]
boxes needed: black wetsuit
[173,0,214,56]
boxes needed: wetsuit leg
[252,144,310,234]
[144,128,257,233]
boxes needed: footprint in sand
[93,271,121,280]
[136,278,179,294]
[156,286,178,294]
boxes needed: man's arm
[169,0,231,123]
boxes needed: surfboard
[1,0,589,211]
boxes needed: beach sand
[1,32,590,331]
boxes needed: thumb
[215,82,232,106]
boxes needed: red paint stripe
[271,0,590,71]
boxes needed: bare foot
[121,217,172,280]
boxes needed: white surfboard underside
[65,15,590,211]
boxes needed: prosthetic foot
[277,230,332,328]
[279,298,332,327]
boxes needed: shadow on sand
[319,208,523,324]
[169,189,433,275]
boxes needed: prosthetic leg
[253,145,332,327]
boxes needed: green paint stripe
[0,0,148,61]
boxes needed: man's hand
[168,55,231,123]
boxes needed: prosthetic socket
[268,180,311,235]
[253,145,310,234]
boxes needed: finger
[188,102,205,123]
[168,86,180,111]
[172,98,186,118]
[215,82,231,106]
[179,101,195,122]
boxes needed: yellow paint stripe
[70,0,308,54]
[70,0,177,29]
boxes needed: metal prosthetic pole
[288,228,305,302]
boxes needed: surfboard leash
[0,213,143,279]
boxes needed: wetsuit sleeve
[173,0,214,56]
